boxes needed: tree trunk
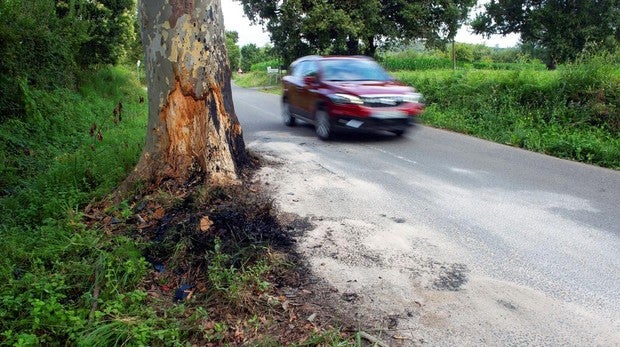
[364,35,376,57]
[132,0,247,188]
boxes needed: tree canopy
[471,0,620,69]
[237,0,476,65]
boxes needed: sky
[221,0,520,48]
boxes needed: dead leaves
[199,216,214,232]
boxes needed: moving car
[281,55,424,140]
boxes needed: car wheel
[281,100,296,126]
[315,109,332,140]
[391,129,404,136]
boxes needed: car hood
[322,80,415,96]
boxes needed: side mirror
[303,75,317,85]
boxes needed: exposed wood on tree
[130,0,247,189]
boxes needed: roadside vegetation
[0,63,354,346]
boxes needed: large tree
[237,0,475,64]
[133,0,247,187]
[471,0,620,69]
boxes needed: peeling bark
[131,0,246,188]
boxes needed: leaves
[237,0,476,64]
[471,0,620,68]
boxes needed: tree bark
[132,0,247,188]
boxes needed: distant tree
[133,0,247,187]
[240,43,264,72]
[471,0,620,69]
[237,0,476,65]
[226,31,241,72]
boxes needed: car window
[320,59,391,81]
[293,61,318,78]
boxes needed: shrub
[393,54,620,168]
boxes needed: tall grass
[394,51,620,168]
[380,50,546,71]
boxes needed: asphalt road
[231,84,620,345]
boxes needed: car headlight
[328,93,364,105]
[403,92,424,104]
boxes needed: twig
[89,269,101,323]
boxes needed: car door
[283,61,307,117]
[297,60,319,119]
[285,60,312,118]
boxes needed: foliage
[237,0,476,65]
[0,0,86,120]
[380,47,545,71]
[226,31,241,72]
[393,50,620,168]
[233,70,283,95]
[471,0,620,69]
[0,0,140,121]
[240,43,278,72]
[0,67,146,227]
[77,0,138,66]
[0,66,156,344]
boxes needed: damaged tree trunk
[131,0,247,188]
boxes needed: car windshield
[320,59,392,82]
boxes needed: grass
[234,71,283,94]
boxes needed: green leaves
[236,0,476,64]
[472,0,620,69]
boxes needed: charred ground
[85,154,355,345]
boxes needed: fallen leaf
[203,321,215,330]
[152,208,165,220]
[306,313,316,322]
[199,216,214,232]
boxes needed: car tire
[315,109,332,140]
[281,100,296,126]
[391,129,404,136]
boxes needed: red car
[281,55,424,140]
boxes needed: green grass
[0,66,184,345]
[234,71,282,94]
[393,55,620,169]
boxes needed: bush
[250,59,283,72]
[381,51,455,70]
[393,53,620,168]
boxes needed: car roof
[289,55,374,67]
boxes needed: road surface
[232,84,620,346]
